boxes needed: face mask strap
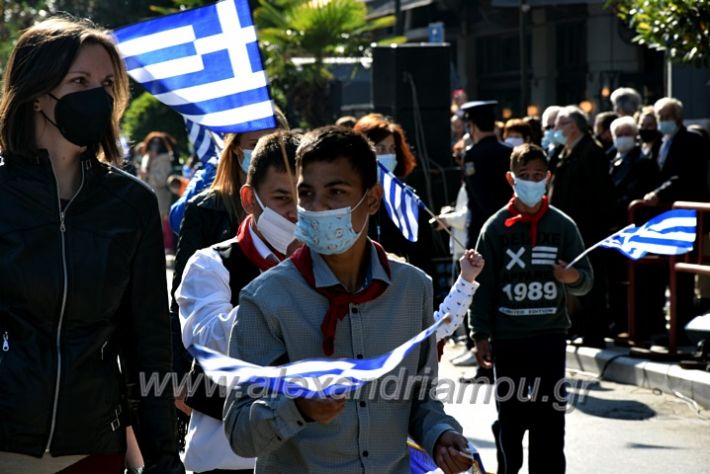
[253,189,266,211]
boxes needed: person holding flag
[223,126,475,473]
[471,143,593,474]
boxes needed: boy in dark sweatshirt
[471,143,593,473]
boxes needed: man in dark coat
[461,101,512,249]
[550,105,616,347]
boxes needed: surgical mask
[43,87,114,147]
[377,154,397,173]
[541,129,554,149]
[504,137,525,148]
[240,149,253,174]
[658,120,678,136]
[294,192,369,255]
[552,129,567,146]
[513,175,547,207]
[254,192,296,255]
[613,136,635,154]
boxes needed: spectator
[524,115,543,146]
[503,118,533,148]
[593,111,619,155]
[637,105,662,162]
[139,131,176,249]
[550,105,615,347]
[541,105,564,170]
[610,87,642,117]
[335,115,357,128]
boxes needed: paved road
[441,343,710,473]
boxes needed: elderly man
[610,87,642,117]
[541,105,564,169]
[608,116,660,336]
[549,105,615,347]
[643,97,709,205]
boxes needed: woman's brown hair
[353,113,417,178]
[0,16,130,164]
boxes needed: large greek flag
[601,209,697,260]
[113,0,276,133]
[189,316,446,398]
[378,162,421,242]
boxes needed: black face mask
[43,87,114,147]
[639,129,661,143]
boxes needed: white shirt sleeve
[175,247,238,355]
[434,275,479,341]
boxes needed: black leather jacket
[0,151,183,473]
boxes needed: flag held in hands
[600,209,697,260]
[112,0,275,133]
[188,316,447,398]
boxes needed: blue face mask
[513,175,547,207]
[552,129,567,146]
[658,120,678,136]
[294,192,369,255]
[240,149,253,174]
[377,154,397,174]
[541,129,554,149]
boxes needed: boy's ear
[240,184,257,215]
[505,171,515,187]
[367,184,383,215]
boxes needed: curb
[566,345,710,409]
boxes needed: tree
[608,0,710,65]
[254,0,403,128]
[121,91,188,156]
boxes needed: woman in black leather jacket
[0,17,182,473]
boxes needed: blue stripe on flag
[378,162,419,242]
[123,43,197,70]
[189,316,446,398]
[139,50,235,95]
[170,87,271,116]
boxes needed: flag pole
[566,224,635,268]
[420,203,468,251]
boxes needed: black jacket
[463,136,512,247]
[654,126,709,203]
[550,134,616,245]
[610,146,660,228]
[0,152,182,472]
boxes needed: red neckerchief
[504,196,550,247]
[290,241,391,356]
[236,215,285,272]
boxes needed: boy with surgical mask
[175,131,301,474]
[224,126,476,474]
[471,143,593,474]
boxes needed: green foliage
[121,91,187,154]
[254,0,404,128]
[608,0,710,65]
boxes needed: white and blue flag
[185,118,224,164]
[113,0,276,133]
[189,316,447,398]
[378,162,421,242]
[600,209,697,260]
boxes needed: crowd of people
[1,14,709,474]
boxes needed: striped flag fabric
[188,315,447,398]
[185,118,224,164]
[113,0,276,133]
[378,162,421,242]
[600,209,697,260]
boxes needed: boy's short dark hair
[510,143,548,171]
[296,126,377,190]
[247,131,301,191]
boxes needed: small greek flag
[185,118,223,164]
[189,316,446,398]
[601,209,697,260]
[379,162,421,242]
[113,0,276,133]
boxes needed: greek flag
[185,118,224,164]
[379,162,421,242]
[600,209,697,260]
[113,0,276,133]
[189,315,447,398]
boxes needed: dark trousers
[493,333,567,474]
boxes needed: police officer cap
[460,100,498,123]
